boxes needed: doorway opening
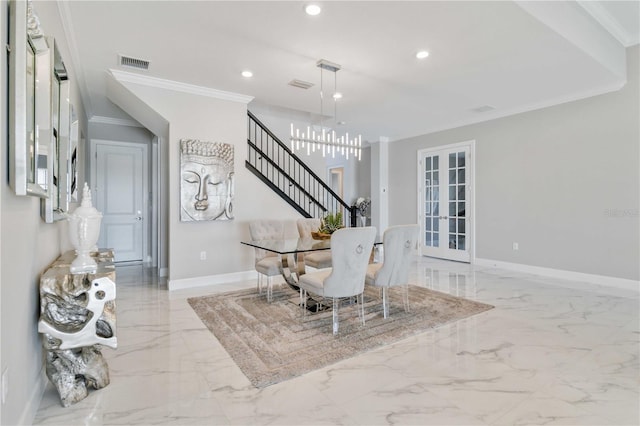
[90,139,156,266]
[328,166,344,199]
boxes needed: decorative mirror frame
[8,0,50,198]
[42,37,71,223]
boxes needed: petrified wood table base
[38,250,117,407]
[45,346,110,407]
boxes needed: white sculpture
[68,183,102,274]
[38,277,117,350]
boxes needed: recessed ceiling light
[241,70,253,78]
[416,50,430,59]
[333,92,343,100]
[305,4,321,16]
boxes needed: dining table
[241,237,332,288]
[241,236,382,289]
[241,235,381,311]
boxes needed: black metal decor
[246,111,357,226]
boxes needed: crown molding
[577,1,639,47]
[109,69,254,104]
[57,0,93,117]
[89,115,143,128]
[367,136,390,145]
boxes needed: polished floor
[34,257,639,425]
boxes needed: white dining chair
[296,218,332,269]
[365,224,419,318]
[298,226,376,335]
[248,220,284,302]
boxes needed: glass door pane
[447,151,466,251]
[423,154,439,247]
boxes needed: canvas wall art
[180,139,234,222]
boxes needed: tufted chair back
[296,218,321,239]
[369,225,419,288]
[323,227,377,298]
[248,220,284,263]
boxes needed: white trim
[109,69,254,104]
[475,258,640,293]
[168,270,260,291]
[18,367,47,426]
[89,115,143,128]
[577,1,639,47]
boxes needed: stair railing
[246,111,357,226]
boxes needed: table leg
[280,253,327,312]
[280,252,306,290]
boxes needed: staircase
[246,111,356,226]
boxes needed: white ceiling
[52,0,639,142]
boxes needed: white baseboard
[168,270,258,291]
[475,258,639,293]
[19,367,47,426]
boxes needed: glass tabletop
[241,237,382,255]
[241,238,331,255]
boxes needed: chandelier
[290,59,362,161]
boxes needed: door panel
[419,144,472,262]
[96,142,145,262]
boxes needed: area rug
[188,284,493,388]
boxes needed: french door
[418,142,474,262]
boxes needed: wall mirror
[69,108,79,203]
[42,38,71,222]
[8,0,50,198]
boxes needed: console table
[38,249,117,406]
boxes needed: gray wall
[118,82,305,282]
[89,122,154,145]
[357,147,372,203]
[389,46,639,281]
[1,1,89,424]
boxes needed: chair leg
[358,293,365,326]
[403,284,410,313]
[299,288,307,317]
[256,273,262,294]
[332,297,339,335]
[267,276,273,302]
[382,287,389,319]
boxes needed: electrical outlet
[200,251,207,260]
[512,242,519,251]
[2,367,8,405]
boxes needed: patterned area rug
[188,284,493,388]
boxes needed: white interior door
[418,142,474,262]
[94,141,147,263]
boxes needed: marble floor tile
[491,391,615,426]
[33,257,639,426]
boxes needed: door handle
[439,216,449,220]
[135,216,142,221]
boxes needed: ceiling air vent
[288,79,314,89]
[119,54,150,71]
